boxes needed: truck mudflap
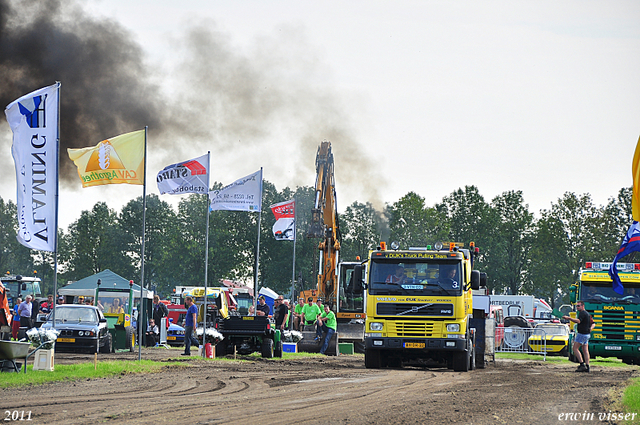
[365,336,467,351]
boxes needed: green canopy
[58,270,152,299]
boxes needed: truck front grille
[388,321,441,337]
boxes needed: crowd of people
[9,290,338,355]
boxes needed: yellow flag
[68,130,145,188]
[633,136,640,221]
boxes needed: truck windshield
[4,281,42,306]
[580,283,640,303]
[369,260,463,296]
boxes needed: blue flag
[609,221,640,295]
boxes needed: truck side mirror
[569,284,577,304]
[470,270,480,291]
[480,272,487,288]
[354,265,365,289]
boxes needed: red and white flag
[270,199,295,241]
[157,154,209,195]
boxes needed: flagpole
[202,151,211,356]
[138,126,148,362]
[52,82,61,328]
[289,198,297,329]
[253,168,263,315]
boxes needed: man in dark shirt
[152,295,168,329]
[256,295,270,316]
[563,301,595,372]
[273,296,289,331]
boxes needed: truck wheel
[353,340,365,354]
[453,336,471,372]
[274,340,283,358]
[215,340,227,357]
[100,332,112,354]
[365,349,382,369]
[261,337,274,358]
[125,326,135,352]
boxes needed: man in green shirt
[293,297,305,330]
[301,297,321,328]
[316,304,337,355]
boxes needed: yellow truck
[355,242,484,371]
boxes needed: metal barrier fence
[495,327,547,360]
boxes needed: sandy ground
[3,348,639,425]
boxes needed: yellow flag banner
[633,135,640,221]
[68,129,145,187]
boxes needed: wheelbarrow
[0,340,30,373]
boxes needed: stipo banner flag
[157,154,209,195]
[5,82,60,252]
[270,199,295,241]
[67,129,145,187]
[209,169,262,212]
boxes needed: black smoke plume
[0,0,384,207]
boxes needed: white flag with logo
[157,154,209,195]
[209,169,262,212]
[5,83,60,251]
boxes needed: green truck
[569,261,640,365]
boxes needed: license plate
[58,338,75,343]
[404,342,425,349]
[167,336,176,341]
[605,345,622,350]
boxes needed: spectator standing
[182,296,199,356]
[17,295,33,329]
[273,296,288,331]
[152,295,169,328]
[256,295,270,316]
[302,297,321,328]
[316,304,337,355]
[11,297,21,340]
[563,301,596,372]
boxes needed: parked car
[41,305,111,353]
[527,323,570,356]
[166,322,185,346]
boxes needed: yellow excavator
[298,141,366,354]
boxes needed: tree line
[0,183,633,307]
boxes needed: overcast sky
[3,1,640,230]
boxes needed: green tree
[388,192,448,248]
[0,197,34,276]
[119,194,177,294]
[59,202,135,282]
[340,201,383,261]
[488,190,534,295]
[525,213,571,306]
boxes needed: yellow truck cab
[355,242,484,371]
[187,287,230,322]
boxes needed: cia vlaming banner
[5,82,60,251]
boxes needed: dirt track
[4,348,639,425]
